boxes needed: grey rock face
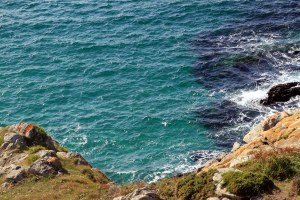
[1,132,26,150]
[36,150,57,158]
[229,155,254,168]
[113,187,161,200]
[29,156,64,176]
[66,152,90,166]
[5,166,26,183]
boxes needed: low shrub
[176,170,216,200]
[153,176,180,200]
[264,156,295,181]
[222,171,274,196]
[238,155,295,181]
[34,124,48,138]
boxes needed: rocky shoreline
[2,108,300,199]
[113,108,300,200]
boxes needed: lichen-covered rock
[201,109,300,175]
[12,122,35,139]
[36,150,57,158]
[113,187,161,200]
[1,132,26,150]
[229,155,254,168]
[5,166,26,183]
[28,156,64,176]
[243,111,289,143]
[9,123,57,151]
[57,152,90,166]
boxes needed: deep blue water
[0,1,299,183]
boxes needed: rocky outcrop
[113,187,161,200]
[213,168,241,199]
[0,123,109,187]
[260,82,300,105]
[200,109,300,172]
[57,152,91,166]
[28,152,64,176]
[191,108,300,199]
[3,110,300,200]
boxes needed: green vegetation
[28,145,46,154]
[0,126,10,146]
[152,176,180,200]
[55,145,69,153]
[265,156,295,181]
[26,154,41,165]
[34,124,48,138]
[238,155,296,181]
[176,170,216,200]
[222,171,273,196]
[81,168,96,182]
[31,124,49,147]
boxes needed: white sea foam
[147,150,223,183]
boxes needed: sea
[0,0,299,183]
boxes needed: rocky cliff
[0,122,114,199]
[3,109,300,200]
[115,108,300,200]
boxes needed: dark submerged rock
[260,82,300,105]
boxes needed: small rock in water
[293,50,300,55]
[260,82,300,105]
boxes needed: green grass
[26,154,41,165]
[0,126,10,146]
[55,145,69,153]
[81,168,96,182]
[222,171,274,196]
[28,145,47,154]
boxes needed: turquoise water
[0,1,299,183]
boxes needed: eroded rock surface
[113,187,161,200]
[0,123,102,185]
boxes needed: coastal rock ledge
[3,109,300,199]
[115,108,300,200]
[0,122,115,199]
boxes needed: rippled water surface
[0,1,299,183]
